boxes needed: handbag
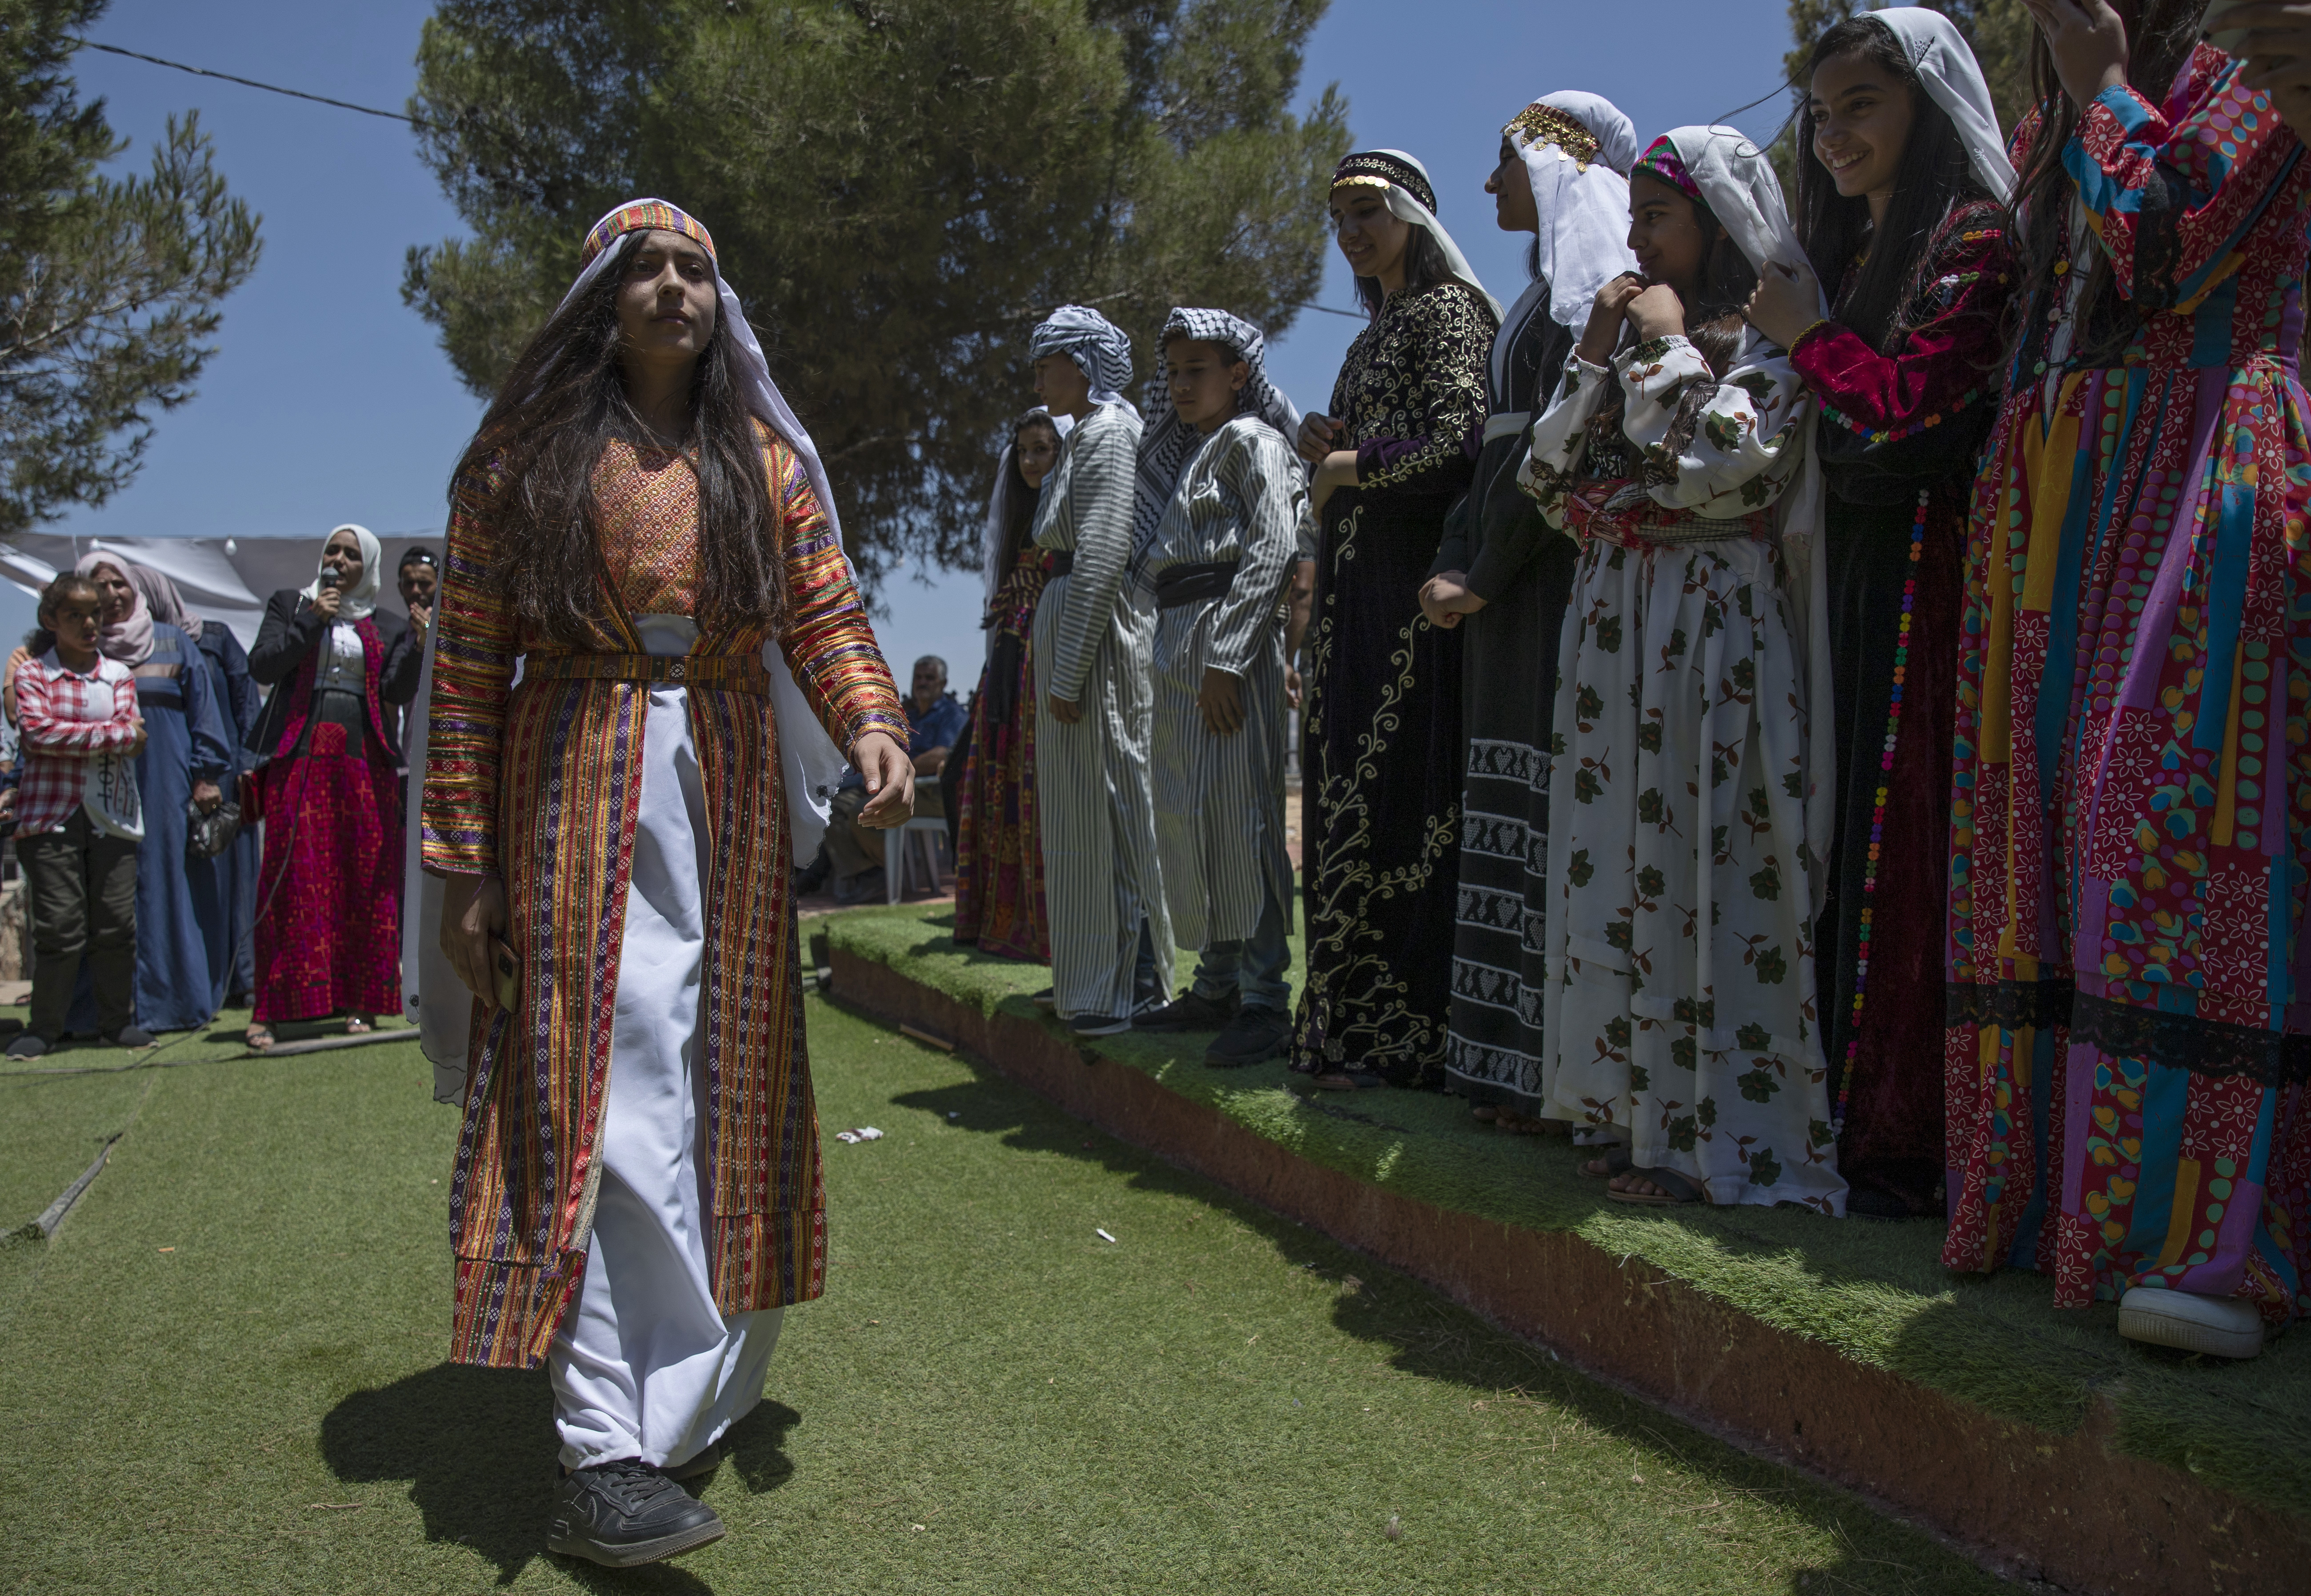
[188,798,242,860]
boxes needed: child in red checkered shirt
[9,573,149,1058]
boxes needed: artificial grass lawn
[824,901,2311,1522]
[0,995,2006,1592]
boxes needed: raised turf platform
[822,903,2311,1596]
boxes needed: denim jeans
[1188,866,1291,1014]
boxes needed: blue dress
[196,626,261,1008]
[69,624,232,1033]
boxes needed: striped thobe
[1031,402,1173,1018]
[1140,417,1304,950]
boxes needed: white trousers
[549,683,782,1469]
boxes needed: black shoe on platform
[1206,1007,1291,1067]
[664,1440,721,1481]
[548,1458,726,1567]
[1135,988,1239,1033]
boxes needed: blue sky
[37,0,1797,673]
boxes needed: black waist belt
[1153,560,1241,610]
[136,689,184,712]
[1045,549,1073,577]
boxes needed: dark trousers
[19,809,138,1040]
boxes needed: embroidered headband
[1630,136,1704,208]
[1505,102,1603,172]
[580,199,718,268]
[1331,150,1438,215]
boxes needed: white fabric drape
[1513,92,1640,348]
[1361,148,1503,321]
[979,409,1074,622]
[1664,124,1835,916]
[548,678,781,1468]
[1872,7,2019,202]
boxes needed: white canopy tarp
[0,532,436,650]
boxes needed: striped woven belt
[523,652,770,692]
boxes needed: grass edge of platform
[823,903,2311,1521]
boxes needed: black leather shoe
[547,1458,726,1567]
[1206,1007,1291,1067]
[1135,988,1239,1033]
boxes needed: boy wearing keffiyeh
[1131,309,1307,1065]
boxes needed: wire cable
[71,38,447,132]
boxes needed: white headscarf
[980,408,1074,618]
[302,523,384,622]
[1331,148,1503,320]
[549,198,853,862]
[1659,125,1835,915]
[1868,8,2018,203]
[1503,92,1641,385]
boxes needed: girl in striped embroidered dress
[1944,5,2311,1356]
[420,199,908,1562]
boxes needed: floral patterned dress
[1518,330,1844,1212]
[1945,48,2311,1322]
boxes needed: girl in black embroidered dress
[1294,149,1497,1089]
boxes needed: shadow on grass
[886,1050,1988,1592]
[322,1362,566,1586]
[321,1364,804,1588]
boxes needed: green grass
[0,995,2014,1592]
[823,902,2311,1522]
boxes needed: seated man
[814,654,965,900]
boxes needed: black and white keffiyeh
[1130,307,1301,559]
[1029,305,1138,415]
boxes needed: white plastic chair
[887,816,951,904]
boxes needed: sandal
[1607,1166,1706,1206]
[1311,1068,1387,1091]
[245,1024,276,1052]
[345,1016,373,1036]
[1578,1144,1632,1179]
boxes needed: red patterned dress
[1945,48,2311,1323]
[953,542,1052,959]
[422,421,904,1368]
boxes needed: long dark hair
[997,412,1060,570]
[1354,225,1460,316]
[452,230,785,645]
[1794,15,1993,353]
[2008,0,2204,368]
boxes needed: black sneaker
[6,1032,48,1060]
[1069,1012,1133,1038]
[1207,1008,1291,1068]
[1135,988,1239,1033]
[101,1027,156,1050]
[547,1458,725,1567]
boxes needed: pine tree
[403,0,1350,584]
[0,0,262,540]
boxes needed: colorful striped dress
[422,419,904,1369]
[1944,48,2311,1323]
